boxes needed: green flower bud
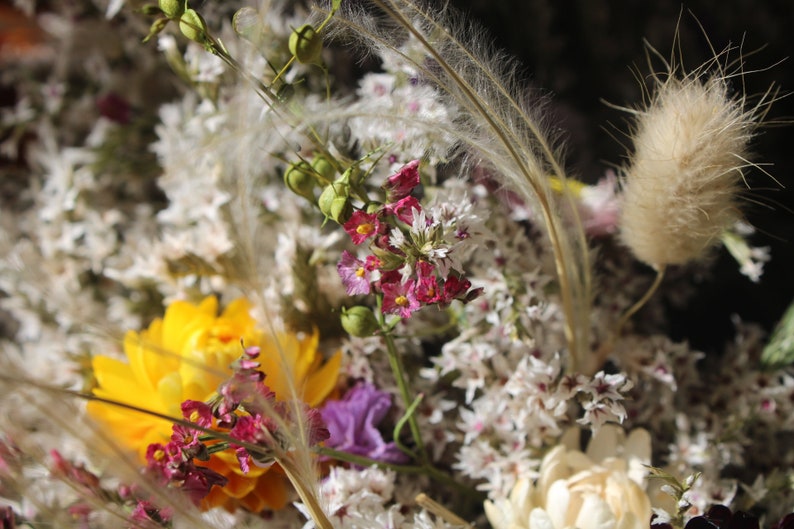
[762,299,794,370]
[284,161,316,201]
[143,17,170,43]
[179,9,208,44]
[158,0,184,18]
[289,24,323,64]
[311,155,336,182]
[370,245,405,271]
[341,306,380,337]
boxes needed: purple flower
[320,382,408,464]
[337,250,372,296]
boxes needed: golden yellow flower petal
[304,350,342,407]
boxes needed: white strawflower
[484,426,652,529]
[619,61,771,268]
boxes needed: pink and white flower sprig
[336,160,482,320]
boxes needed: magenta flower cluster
[144,400,229,506]
[337,160,481,318]
[144,345,329,504]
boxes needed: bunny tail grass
[326,0,592,371]
[619,39,779,269]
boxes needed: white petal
[538,447,571,499]
[484,499,512,529]
[529,508,557,529]
[544,480,571,529]
[624,429,652,484]
[560,427,581,450]
[574,494,616,529]
[586,425,624,463]
[624,429,651,462]
[510,478,537,522]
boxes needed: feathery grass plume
[618,40,777,270]
[321,0,592,371]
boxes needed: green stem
[376,301,429,465]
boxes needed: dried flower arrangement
[1,1,792,529]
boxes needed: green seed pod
[284,161,317,201]
[328,196,352,224]
[158,0,184,18]
[288,24,323,64]
[311,155,336,182]
[318,180,351,224]
[341,306,380,337]
[179,8,208,44]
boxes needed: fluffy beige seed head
[620,74,756,267]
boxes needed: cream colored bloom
[485,426,652,529]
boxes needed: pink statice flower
[229,413,279,473]
[181,400,213,428]
[0,507,15,528]
[441,274,481,307]
[343,210,382,245]
[383,159,421,201]
[384,196,422,224]
[381,278,420,318]
[320,382,408,464]
[144,441,228,504]
[49,450,101,492]
[579,170,620,236]
[415,261,441,304]
[129,500,173,527]
[337,250,373,296]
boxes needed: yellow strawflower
[87,296,341,512]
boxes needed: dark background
[448,0,794,351]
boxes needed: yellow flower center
[356,222,375,235]
[87,296,341,513]
[395,295,409,307]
